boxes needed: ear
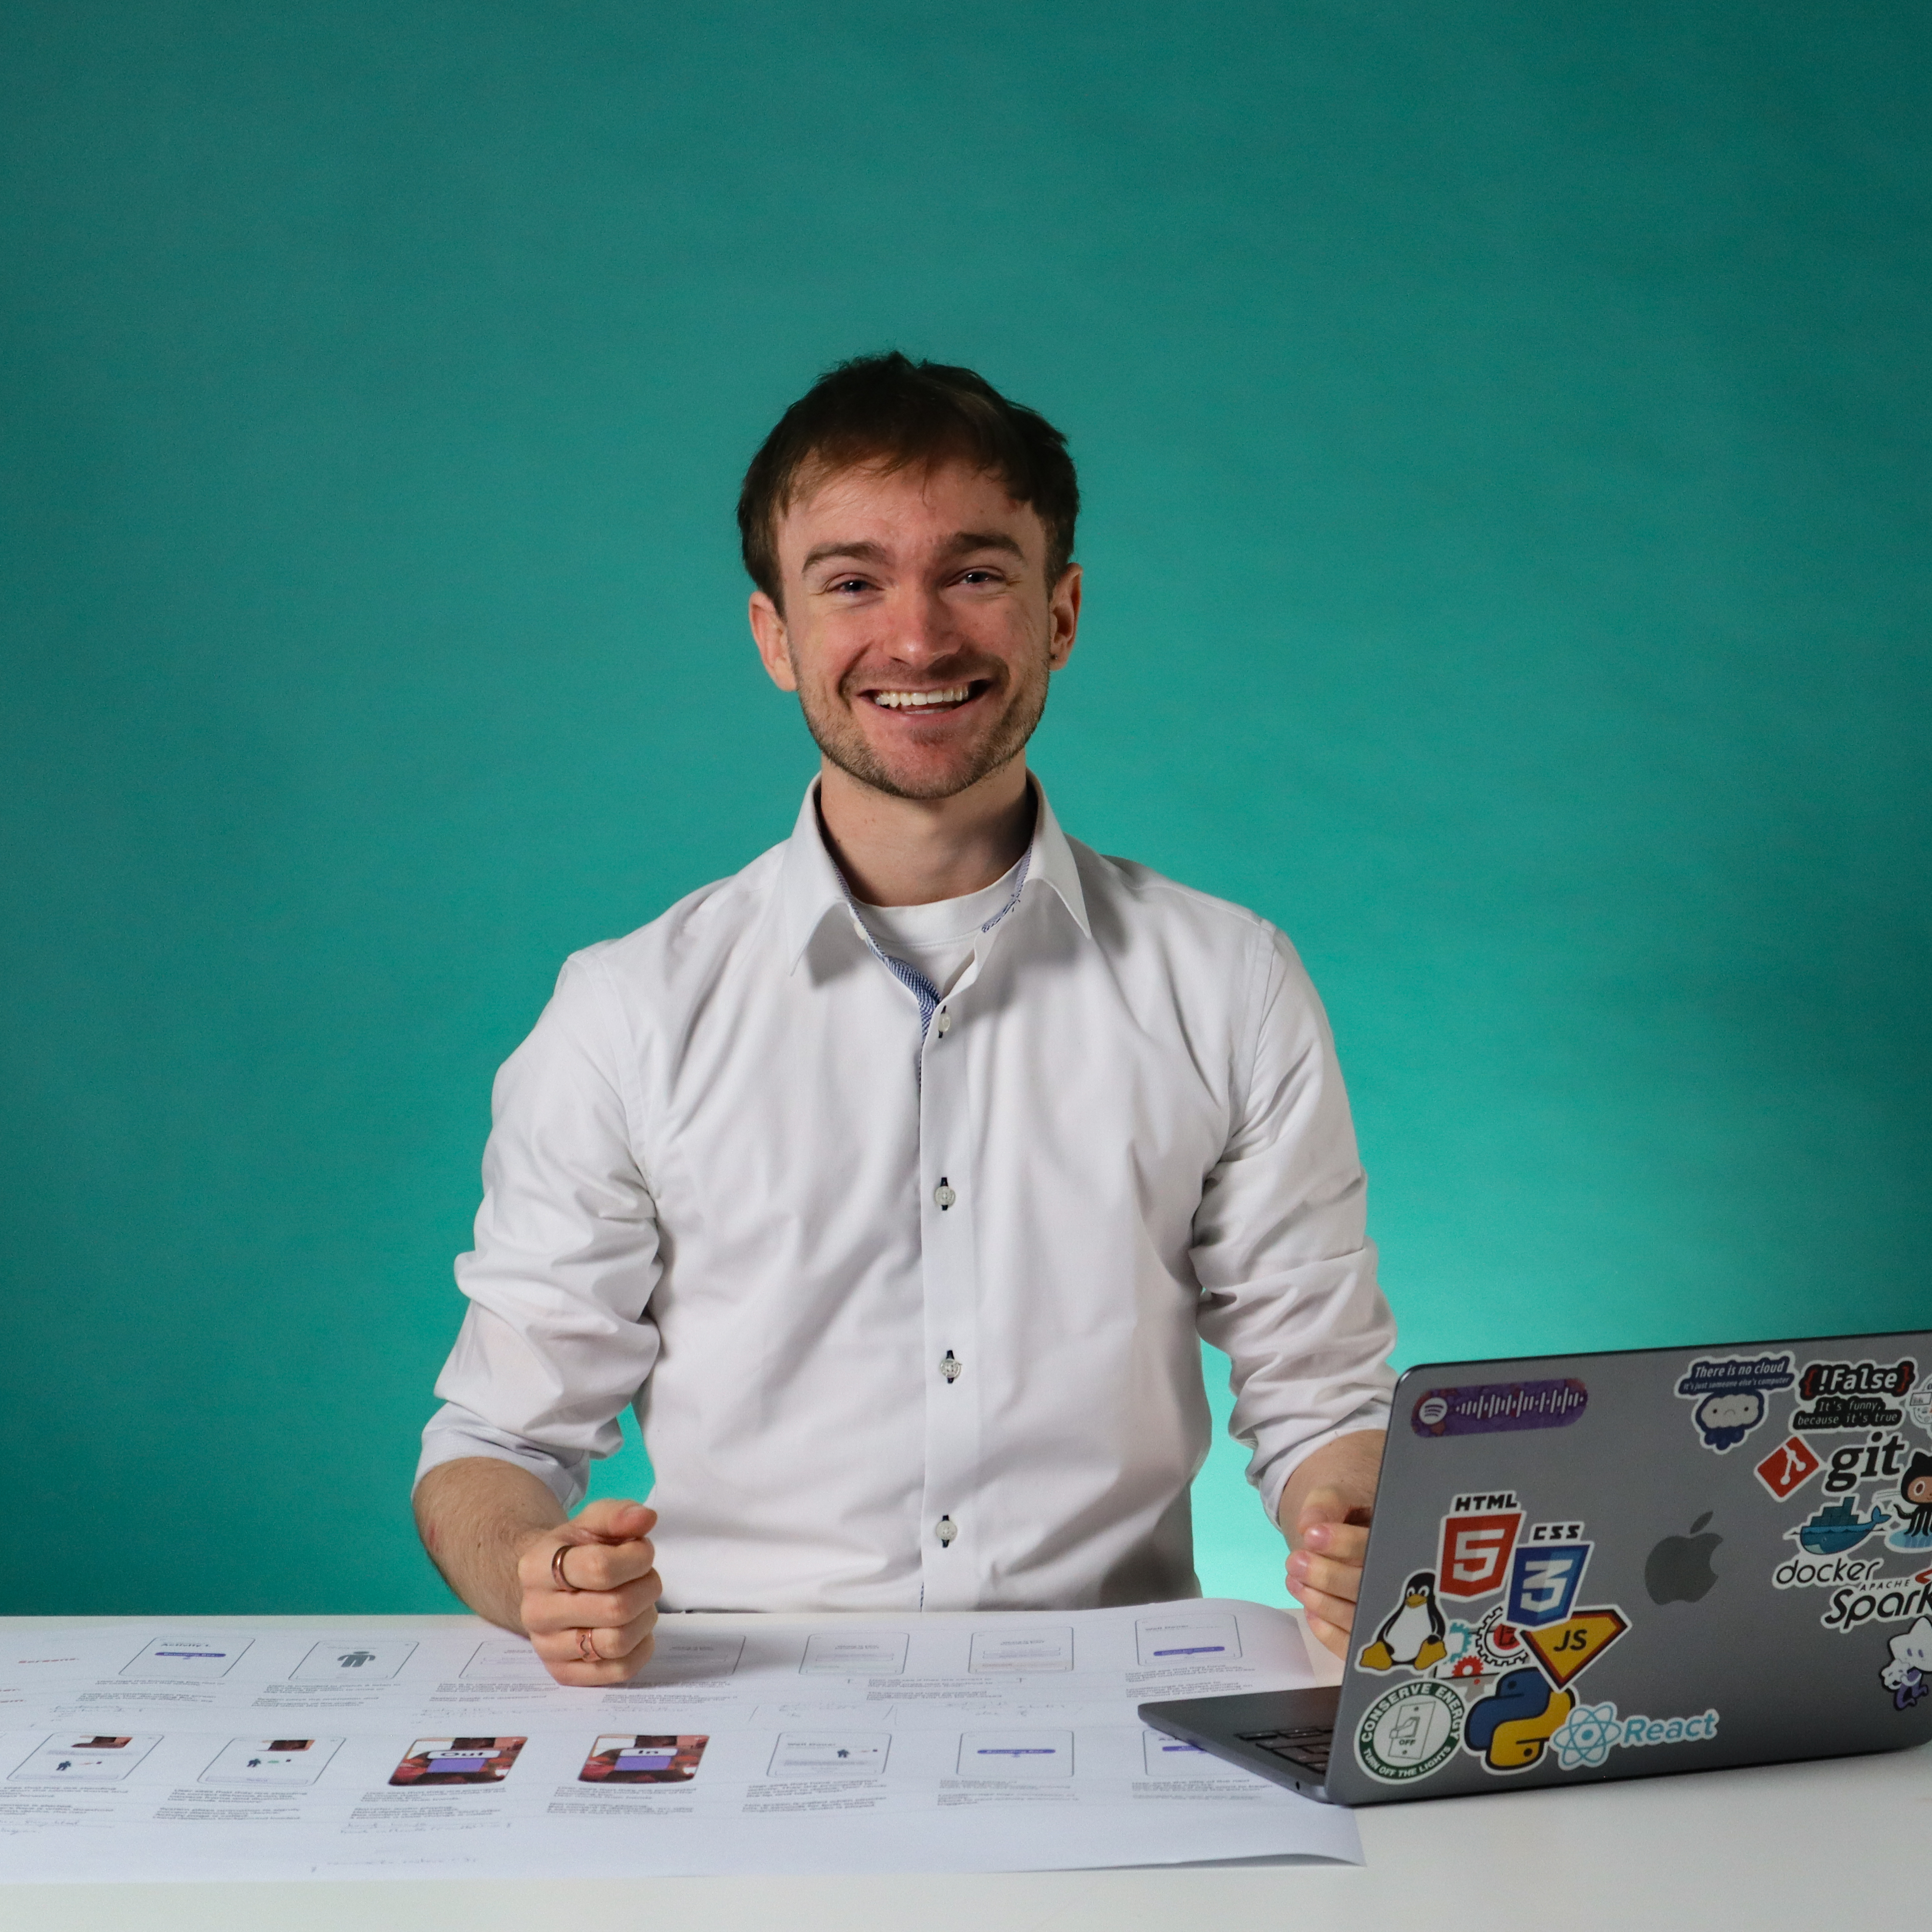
[748,591,797,692]
[1046,562,1082,672]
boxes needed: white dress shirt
[418,780,1396,1612]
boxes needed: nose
[882,582,957,666]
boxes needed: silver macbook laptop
[1142,1330,1932,1804]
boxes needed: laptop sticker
[1548,1700,1719,1771]
[1673,1353,1793,1452]
[1880,1617,1931,1710]
[1357,1571,1449,1673]
[1463,1667,1573,1772]
[1906,1374,1932,1437]
[1755,1435,1822,1499]
[1787,1498,1889,1556]
[1410,1379,1587,1438]
[1436,1493,1523,1600]
[1818,1572,1932,1632]
[1354,1679,1464,1783]
[1791,1357,1916,1434]
[1886,1451,1932,1553]
[1520,1608,1630,1688]
[1452,1603,1541,1678]
[1507,1535,1592,1627]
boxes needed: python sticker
[1548,1701,1719,1770]
[1411,1380,1588,1438]
[1355,1680,1464,1783]
[1674,1353,1793,1453]
[1880,1617,1931,1710]
[1463,1667,1573,1772]
[1508,1536,1592,1628]
[1520,1608,1630,1688]
[1437,1493,1524,1600]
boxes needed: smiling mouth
[866,682,980,713]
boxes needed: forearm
[1276,1427,1385,1546]
[413,1456,566,1632]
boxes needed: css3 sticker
[1355,1680,1463,1783]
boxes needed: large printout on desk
[0,1599,1360,1879]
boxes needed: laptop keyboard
[1237,1726,1333,1776]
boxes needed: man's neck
[815,756,1036,907]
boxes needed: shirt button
[934,1181,956,1210]
[936,1516,957,1547]
[941,1350,962,1383]
[934,1009,951,1036]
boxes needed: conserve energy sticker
[799,1631,909,1676]
[957,1730,1074,1777]
[200,1737,344,1786]
[1135,1615,1241,1666]
[768,1732,891,1777]
[968,1628,1074,1673]
[122,1635,253,1679]
[11,1735,162,1784]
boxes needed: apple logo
[1646,1512,1723,1604]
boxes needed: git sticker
[1355,1680,1464,1783]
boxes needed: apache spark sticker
[1673,1353,1794,1452]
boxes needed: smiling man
[412,354,1397,1685]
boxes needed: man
[413,353,1396,1686]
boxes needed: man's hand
[1277,1430,1385,1662]
[414,1460,666,1686]
[516,1498,663,1685]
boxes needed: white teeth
[872,686,971,709]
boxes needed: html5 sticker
[1437,1493,1525,1601]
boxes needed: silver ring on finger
[552,1543,582,1593]
[577,1628,598,1663]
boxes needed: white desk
[8,1615,1925,1929]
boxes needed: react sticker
[1355,1680,1464,1783]
[1548,1701,1718,1770]
[1880,1616,1932,1711]
[1674,1354,1793,1452]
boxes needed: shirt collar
[774,772,1092,974]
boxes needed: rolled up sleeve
[1191,926,1397,1526]
[414,951,663,1512]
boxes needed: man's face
[748,458,1081,801]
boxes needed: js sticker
[1355,1680,1464,1783]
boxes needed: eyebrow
[799,530,1027,574]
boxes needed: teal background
[3,2,1928,1614]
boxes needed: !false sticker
[1355,1680,1464,1783]
[1520,1608,1630,1688]
[1792,1358,1917,1434]
[1673,1353,1793,1453]
[1437,1492,1524,1600]
[1880,1617,1932,1711]
[1755,1435,1822,1500]
[1357,1571,1449,1674]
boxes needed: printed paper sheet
[0,1598,1360,1879]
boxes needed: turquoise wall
[4,2,1927,1614]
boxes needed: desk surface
[8,1615,1925,1930]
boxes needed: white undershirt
[852,857,1026,997]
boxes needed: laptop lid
[1325,1329,1932,1805]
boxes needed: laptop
[1142,1330,1932,1804]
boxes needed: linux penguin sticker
[1359,1570,1449,1673]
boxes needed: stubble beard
[792,655,1052,802]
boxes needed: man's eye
[958,569,1002,585]
[828,578,872,595]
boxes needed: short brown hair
[737,352,1080,604]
